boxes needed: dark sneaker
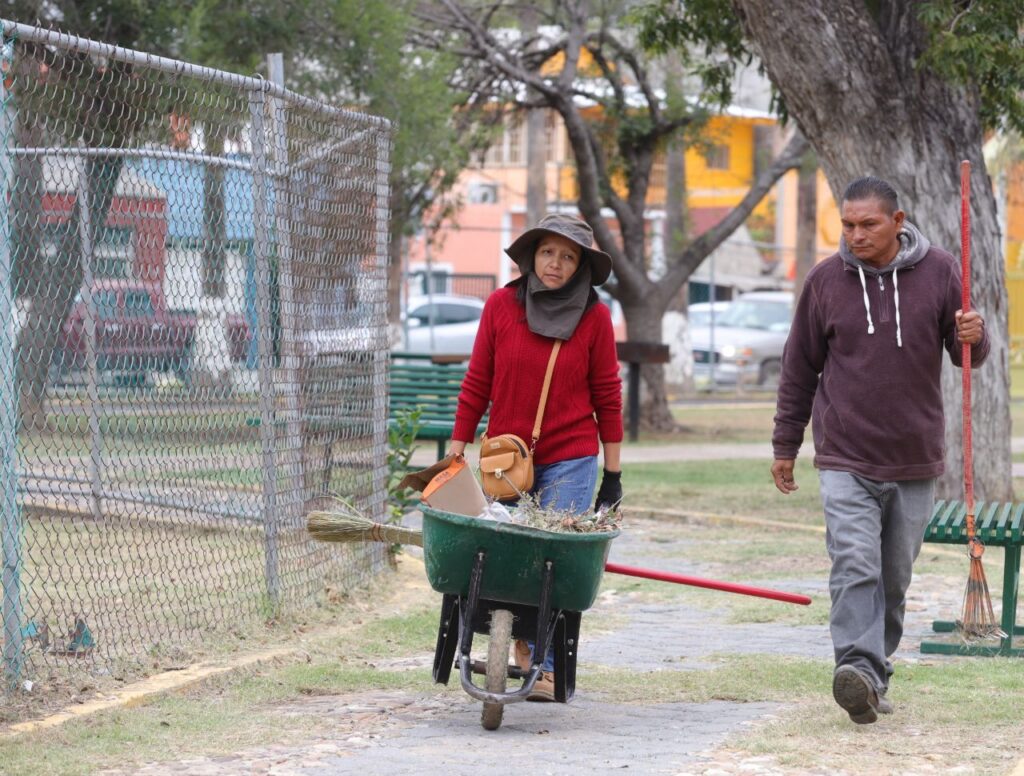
[832,665,880,724]
[527,671,555,702]
[877,691,894,714]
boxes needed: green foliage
[639,0,1024,134]
[385,407,423,524]
[6,1,482,260]
[917,0,1024,133]
[293,0,492,236]
[634,0,753,109]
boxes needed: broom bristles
[955,551,1007,641]
[307,510,424,548]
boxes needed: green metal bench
[920,499,1023,657]
[389,354,486,460]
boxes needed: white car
[687,300,732,328]
[691,291,794,387]
[401,294,486,355]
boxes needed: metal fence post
[0,36,24,688]
[373,130,391,527]
[76,158,102,519]
[249,83,280,609]
[267,53,303,532]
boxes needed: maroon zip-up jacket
[772,244,989,481]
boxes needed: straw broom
[308,498,424,547]
[955,160,1005,641]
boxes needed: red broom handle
[960,160,977,544]
[604,561,812,606]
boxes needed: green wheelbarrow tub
[421,506,619,612]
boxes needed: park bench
[920,499,1023,657]
[248,353,485,494]
[389,353,486,460]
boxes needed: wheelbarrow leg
[531,560,555,665]
[432,593,460,685]
[457,551,487,675]
[553,610,581,703]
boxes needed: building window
[704,144,730,171]
[506,115,525,166]
[467,181,499,204]
[93,226,133,278]
[545,111,562,162]
[483,114,527,167]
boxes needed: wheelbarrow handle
[603,562,812,606]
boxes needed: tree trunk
[794,149,817,300]
[387,224,405,339]
[520,6,547,227]
[621,301,677,430]
[16,156,123,431]
[735,0,1011,500]
[202,126,227,298]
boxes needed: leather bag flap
[479,452,517,473]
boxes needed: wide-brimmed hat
[505,213,613,286]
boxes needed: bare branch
[590,31,662,126]
[664,130,811,291]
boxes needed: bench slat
[1012,503,1024,543]
[926,499,1024,547]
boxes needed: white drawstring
[893,268,902,348]
[858,266,875,335]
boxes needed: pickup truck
[57,279,197,380]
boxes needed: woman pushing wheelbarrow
[446,213,625,705]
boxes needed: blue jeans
[531,455,599,514]
[526,455,598,671]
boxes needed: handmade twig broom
[955,160,1005,641]
[307,509,812,606]
[307,499,423,547]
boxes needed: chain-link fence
[0,21,393,686]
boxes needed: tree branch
[664,130,810,291]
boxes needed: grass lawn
[621,457,823,523]
[666,402,775,443]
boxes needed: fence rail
[0,22,393,686]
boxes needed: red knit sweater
[452,287,623,465]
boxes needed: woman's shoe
[527,671,555,702]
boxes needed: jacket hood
[840,221,931,276]
[840,221,932,349]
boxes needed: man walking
[771,176,988,724]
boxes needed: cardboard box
[398,454,488,517]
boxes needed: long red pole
[604,561,812,606]
[960,160,979,552]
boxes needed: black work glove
[594,469,623,513]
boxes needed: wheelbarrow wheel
[481,608,512,730]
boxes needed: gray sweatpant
[818,470,935,692]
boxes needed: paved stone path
[96,502,977,776]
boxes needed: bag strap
[531,340,562,451]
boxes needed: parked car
[400,294,486,355]
[687,300,732,329]
[226,301,385,365]
[690,290,794,388]
[56,279,197,380]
